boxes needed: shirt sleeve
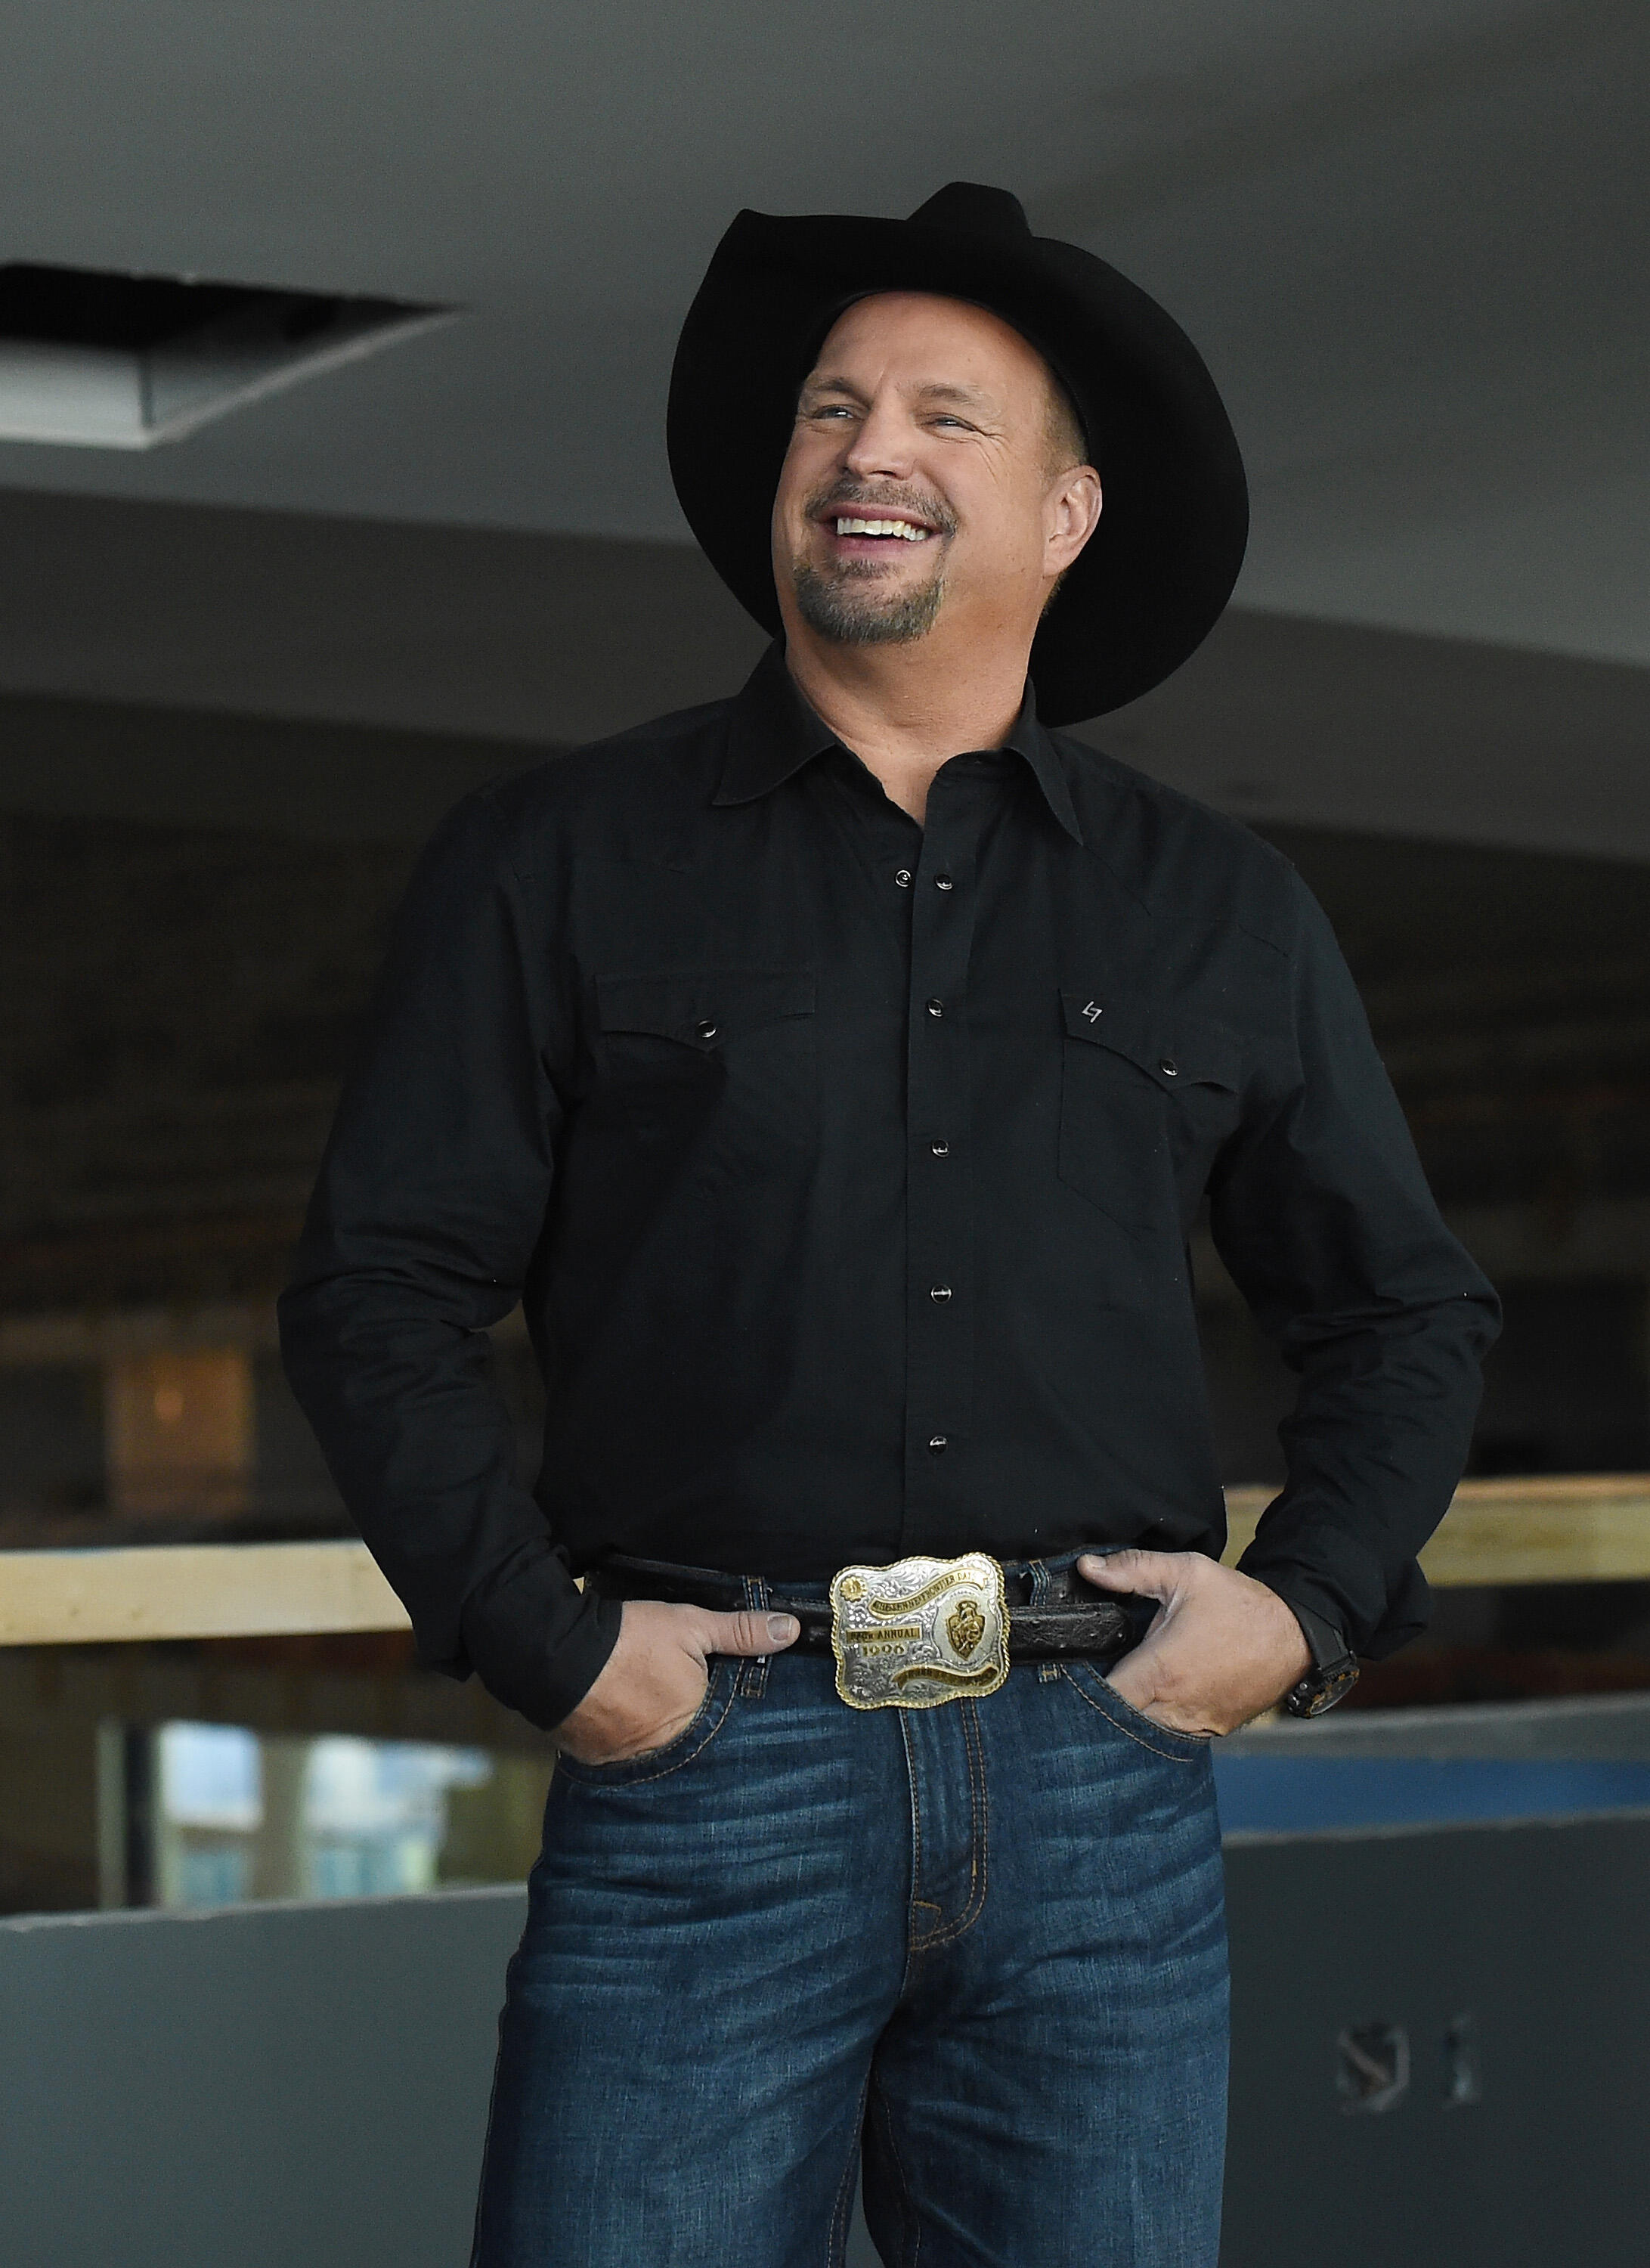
[277,788,621,1730]
[1209,876,1501,1658]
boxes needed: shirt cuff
[460,1565,624,1731]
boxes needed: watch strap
[1281,1599,1360,1718]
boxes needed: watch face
[1285,1655,1361,1718]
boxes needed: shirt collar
[714,642,1085,845]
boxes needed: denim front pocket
[554,1659,739,1789]
[1059,1658,1213,1762]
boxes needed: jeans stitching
[897,1709,929,1957]
[1059,1663,1209,1763]
[912,1699,989,1950]
[554,1665,737,1788]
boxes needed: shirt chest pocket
[1057,992,1241,1232]
[593,968,818,1170]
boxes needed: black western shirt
[280,645,1499,1728]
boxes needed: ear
[1043,465,1102,578]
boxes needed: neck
[782,619,1030,823]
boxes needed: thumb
[1078,1548,1175,1598]
[695,1606,800,1658]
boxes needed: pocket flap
[597,968,816,1049]
[1060,992,1239,1092]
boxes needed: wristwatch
[1281,1601,1360,1718]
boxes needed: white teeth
[834,516,929,540]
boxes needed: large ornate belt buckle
[829,1553,1010,1711]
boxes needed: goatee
[788,476,955,646]
[791,556,948,646]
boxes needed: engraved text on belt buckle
[829,1553,1010,1710]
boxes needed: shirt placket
[899,787,980,1554]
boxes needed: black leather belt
[590,1553,1147,1665]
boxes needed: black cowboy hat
[667,181,1248,726]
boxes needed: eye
[930,414,974,432]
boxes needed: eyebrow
[800,374,1002,417]
[909,381,997,413]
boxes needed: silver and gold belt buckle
[828,1552,1010,1710]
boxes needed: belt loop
[738,1574,772,1699]
[1028,1558,1060,1684]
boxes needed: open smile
[815,509,944,559]
[831,513,932,541]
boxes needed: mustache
[803,475,958,537]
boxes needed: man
[281,184,1497,2266]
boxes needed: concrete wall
[1221,1814,1650,2265]
[0,1885,522,2268]
[5,1815,1649,2267]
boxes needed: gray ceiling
[2,0,1646,671]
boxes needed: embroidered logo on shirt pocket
[1056,993,1240,1232]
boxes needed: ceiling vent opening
[0,265,454,448]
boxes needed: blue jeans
[472,1597,1227,2266]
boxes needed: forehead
[806,291,1051,406]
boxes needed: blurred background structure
[0,6,1648,2262]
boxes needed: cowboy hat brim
[667,183,1249,726]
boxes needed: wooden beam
[0,1541,410,1647]
[4,1474,1650,1648]
[1224,1474,1650,1586]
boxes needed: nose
[842,395,916,482]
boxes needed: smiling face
[772,291,1100,655]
